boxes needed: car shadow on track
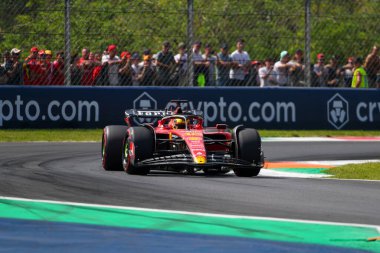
[140,171,286,180]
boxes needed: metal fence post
[64,0,71,86]
[186,0,194,86]
[304,0,311,87]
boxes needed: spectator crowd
[1,39,379,88]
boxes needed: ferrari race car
[101,100,264,177]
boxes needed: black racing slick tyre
[233,127,263,177]
[122,126,154,175]
[102,125,128,171]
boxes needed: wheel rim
[123,140,131,170]
[101,133,106,168]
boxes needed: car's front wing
[136,153,263,169]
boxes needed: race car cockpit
[168,118,186,129]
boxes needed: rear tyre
[122,126,154,175]
[102,125,128,171]
[233,127,262,177]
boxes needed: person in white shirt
[101,44,121,86]
[202,43,217,86]
[192,41,206,86]
[273,51,291,86]
[230,38,250,86]
[130,52,143,86]
[174,42,188,86]
[259,58,277,87]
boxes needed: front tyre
[122,126,154,175]
[233,127,263,177]
[102,125,128,171]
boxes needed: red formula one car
[101,100,264,177]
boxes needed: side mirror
[216,124,228,130]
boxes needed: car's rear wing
[125,109,203,118]
[125,109,170,118]
[124,109,204,126]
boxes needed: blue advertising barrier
[0,86,379,129]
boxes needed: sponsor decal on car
[194,156,206,164]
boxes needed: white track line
[260,169,329,178]
[263,137,380,142]
[262,160,380,181]
[0,196,379,232]
[301,160,380,166]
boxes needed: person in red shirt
[89,52,102,86]
[51,51,65,85]
[44,50,53,85]
[35,50,49,85]
[23,47,39,85]
[119,51,132,86]
[78,48,94,86]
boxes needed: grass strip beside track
[0,198,379,252]
[0,129,102,142]
[1,129,380,142]
[327,163,380,180]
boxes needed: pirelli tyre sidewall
[232,126,262,177]
[102,125,128,171]
[122,126,154,175]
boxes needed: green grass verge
[0,129,379,142]
[0,129,103,142]
[260,130,380,137]
[327,163,380,180]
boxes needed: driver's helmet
[170,118,186,129]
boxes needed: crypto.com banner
[0,86,379,129]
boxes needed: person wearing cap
[35,49,51,85]
[43,50,54,85]
[174,42,188,86]
[101,44,121,85]
[119,51,133,86]
[25,47,38,64]
[156,41,175,86]
[288,49,305,86]
[45,50,53,62]
[7,48,23,85]
[230,38,251,86]
[216,43,232,86]
[259,58,277,87]
[10,48,21,55]
[364,45,380,88]
[23,47,39,85]
[273,51,291,86]
[312,53,328,87]
[351,57,368,88]
[139,51,156,86]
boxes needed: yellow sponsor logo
[194,156,206,164]
[185,132,202,136]
[188,137,202,141]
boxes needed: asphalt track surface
[0,141,379,226]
